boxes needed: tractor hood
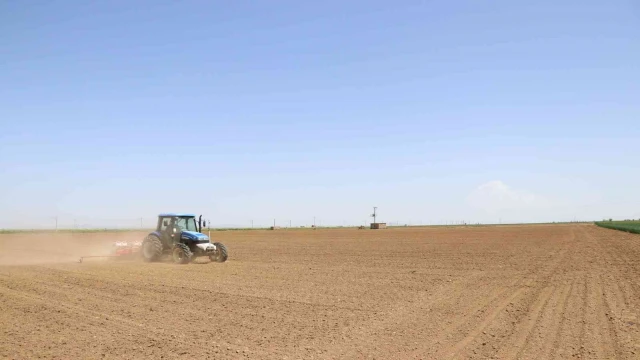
[180,231,210,242]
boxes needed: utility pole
[313,216,316,227]
[273,219,276,228]
[371,207,377,224]
[289,220,292,228]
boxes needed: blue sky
[1,0,639,228]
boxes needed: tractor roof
[158,213,196,217]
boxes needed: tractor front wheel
[209,242,228,263]
[172,243,193,264]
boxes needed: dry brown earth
[1,224,639,359]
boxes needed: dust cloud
[0,231,149,265]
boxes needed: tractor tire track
[428,233,574,359]
[540,283,573,360]
[496,285,555,359]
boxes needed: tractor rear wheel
[172,243,193,264]
[209,242,228,263]
[141,236,163,262]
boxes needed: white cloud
[467,180,550,212]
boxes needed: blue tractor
[141,213,228,264]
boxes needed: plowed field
[1,225,639,359]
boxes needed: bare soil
[0,224,639,359]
